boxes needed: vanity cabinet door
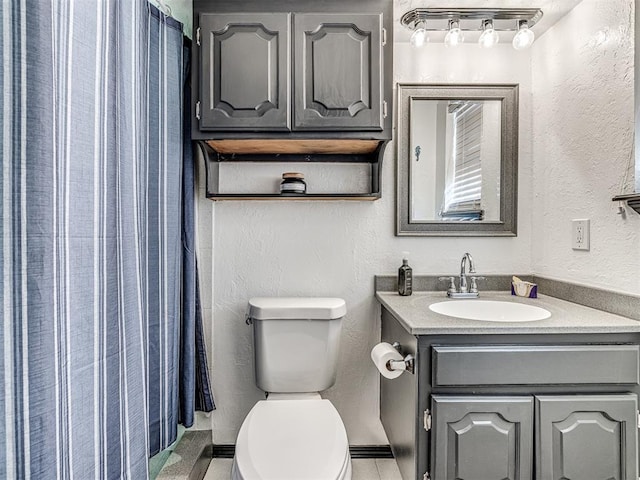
[293,13,383,131]
[199,13,290,131]
[536,394,638,480]
[431,395,534,480]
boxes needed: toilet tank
[247,297,347,393]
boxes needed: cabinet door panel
[199,13,290,131]
[431,396,533,480]
[294,13,382,131]
[536,394,638,480]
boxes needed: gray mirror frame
[396,83,519,236]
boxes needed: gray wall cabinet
[195,9,386,135]
[380,307,640,480]
[192,1,393,200]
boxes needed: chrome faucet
[439,252,483,298]
[459,252,476,293]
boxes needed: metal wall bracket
[388,342,415,374]
[613,194,640,215]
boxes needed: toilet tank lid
[248,297,346,320]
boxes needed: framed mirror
[397,84,519,236]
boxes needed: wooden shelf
[207,193,381,201]
[206,139,381,155]
[197,140,388,201]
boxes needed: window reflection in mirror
[410,99,502,222]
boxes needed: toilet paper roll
[371,342,404,379]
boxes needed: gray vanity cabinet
[197,12,384,132]
[379,308,640,480]
[198,13,290,131]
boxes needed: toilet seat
[232,398,351,480]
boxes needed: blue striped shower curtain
[1,1,212,478]
[146,5,183,457]
[146,4,214,456]
[179,39,215,430]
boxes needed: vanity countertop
[376,291,640,335]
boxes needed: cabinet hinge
[423,472,430,480]
[196,27,201,46]
[637,411,640,428]
[424,409,432,431]
[383,100,388,119]
[382,27,387,46]
[195,101,201,120]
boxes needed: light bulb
[478,19,499,48]
[410,20,428,48]
[512,20,535,50]
[444,20,464,47]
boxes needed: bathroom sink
[429,300,551,322]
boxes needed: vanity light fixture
[410,20,429,48]
[478,19,499,48]
[401,8,543,50]
[444,19,465,47]
[512,20,536,50]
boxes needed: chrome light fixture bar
[402,8,543,49]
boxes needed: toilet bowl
[232,396,351,480]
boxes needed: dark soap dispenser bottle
[398,252,413,296]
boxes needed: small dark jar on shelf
[280,172,307,194]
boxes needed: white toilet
[231,297,352,480]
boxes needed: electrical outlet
[572,219,590,251]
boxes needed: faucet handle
[469,276,486,294]
[438,276,457,296]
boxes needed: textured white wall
[206,40,534,443]
[531,0,640,293]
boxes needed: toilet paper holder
[388,342,415,374]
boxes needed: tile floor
[203,458,403,480]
